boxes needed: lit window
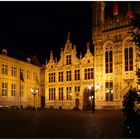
[84,68,93,80]
[11,66,16,76]
[20,84,24,97]
[58,72,63,82]
[75,86,80,92]
[66,70,71,81]
[33,73,37,81]
[66,87,72,100]
[49,73,55,83]
[27,71,30,80]
[49,88,55,100]
[105,43,113,73]
[124,40,133,71]
[2,63,8,75]
[2,82,8,96]
[59,87,63,100]
[74,69,80,80]
[105,81,113,101]
[11,84,16,96]
[66,55,71,65]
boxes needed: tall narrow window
[59,87,63,100]
[49,88,55,100]
[124,40,133,71]
[58,72,63,82]
[66,70,71,81]
[27,71,30,80]
[105,81,113,101]
[105,43,113,73]
[11,66,16,77]
[2,64,8,75]
[49,73,55,83]
[20,84,24,97]
[66,87,72,100]
[11,84,16,96]
[66,55,71,65]
[74,69,80,80]
[2,82,8,96]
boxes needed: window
[105,43,113,73]
[124,40,133,71]
[49,88,55,100]
[58,72,63,82]
[11,66,16,76]
[11,84,16,96]
[2,64,8,75]
[66,70,71,81]
[33,73,37,81]
[66,55,71,65]
[105,81,113,101]
[2,82,8,96]
[74,69,80,80]
[49,73,55,83]
[66,87,72,100]
[75,86,80,92]
[27,71,30,80]
[59,87,63,100]
[20,84,24,97]
[84,68,93,80]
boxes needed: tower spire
[67,31,70,41]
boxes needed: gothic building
[92,1,140,109]
[44,32,94,110]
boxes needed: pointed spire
[86,41,90,50]
[49,50,54,63]
[67,31,70,41]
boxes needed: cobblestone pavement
[0,109,127,138]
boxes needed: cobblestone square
[0,109,128,138]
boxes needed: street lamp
[31,88,38,111]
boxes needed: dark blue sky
[0,1,92,64]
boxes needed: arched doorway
[75,98,80,109]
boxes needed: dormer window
[27,58,31,63]
[88,60,90,63]
[2,49,7,55]
[66,54,71,65]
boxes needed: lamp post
[31,88,38,111]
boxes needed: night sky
[0,1,92,64]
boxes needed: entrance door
[75,98,80,109]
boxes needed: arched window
[105,43,113,73]
[124,40,133,71]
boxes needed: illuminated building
[0,49,41,108]
[44,32,94,110]
[92,1,140,109]
[1,1,140,110]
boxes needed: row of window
[49,86,80,100]
[105,42,133,73]
[1,64,38,81]
[2,83,24,97]
[49,68,93,83]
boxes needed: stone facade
[44,33,94,110]
[92,1,140,109]
[0,49,41,108]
